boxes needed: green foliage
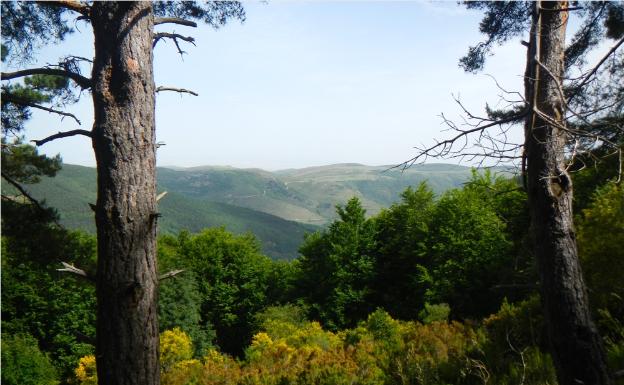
[162,228,282,356]
[1,138,61,183]
[299,172,531,326]
[158,234,217,356]
[480,297,556,385]
[577,182,624,320]
[0,2,72,61]
[158,269,216,357]
[1,196,96,381]
[460,2,532,73]
[298,197,377,330]
[1,333,59,385]
[372,183,436,319]
[1,230,97,380]
[419,303,451,324]
[427,180,515,318]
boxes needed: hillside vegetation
[159,163,480,224]
[16,163,483,259]
[3,167,622,385]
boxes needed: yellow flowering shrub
[161,327,194,372]
[74,309,560,385]
[161,359,202,385]
[74,355,97,385]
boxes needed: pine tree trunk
[524,2,611,384]
[90,2,159,384]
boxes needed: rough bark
[524,2,611,384]
[90,2,159,384]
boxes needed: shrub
[161,327,194,372]
[1,333,59,385]
[74,355,97,385]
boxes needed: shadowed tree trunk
[91,2,159,384]
[524,2,611,384]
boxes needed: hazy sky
[10,1,532,170]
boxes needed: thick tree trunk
[90,2,159,384]
[524,2,611,384]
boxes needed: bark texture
[90,2,159,384]
[524,2,611,384]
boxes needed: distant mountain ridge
[11,162,496,259]
[157,162,481,224]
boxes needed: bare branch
[159,269,185,281]
[57,261,94,282]
[37,1,90,16]
[154,17,197,28]
[153,33,196,57]
[3,94,81,125]
[155,86,198,96]
[1,68,92,89]
[568,36,624,102]
[32,129,92,147]
[392,110,528,171]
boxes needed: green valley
[15,162,485,259]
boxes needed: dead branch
[1,68,92,89]
[155,86,198,96]
[156,191,168,202]
[393,110,528,171]
[32,129,92,146]
[153,33,196,57]
[159,269,185,281]
[154,17,197,28]
[3,94,82,125]
[568,36,624,102]
[506,330,527,385]
[57,261,94,282]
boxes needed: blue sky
[10,1,531,170]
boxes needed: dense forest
[2,1,624,385]
[2,163,623,384]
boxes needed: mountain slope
[158,163,478,224]
[14,164,315,260]
[9,162,490,259]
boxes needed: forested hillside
[12,162,482,259]
[3,166,623,385]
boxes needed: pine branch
[32,129,92,146]
[154,17,197,28]
[1,68,92,89]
